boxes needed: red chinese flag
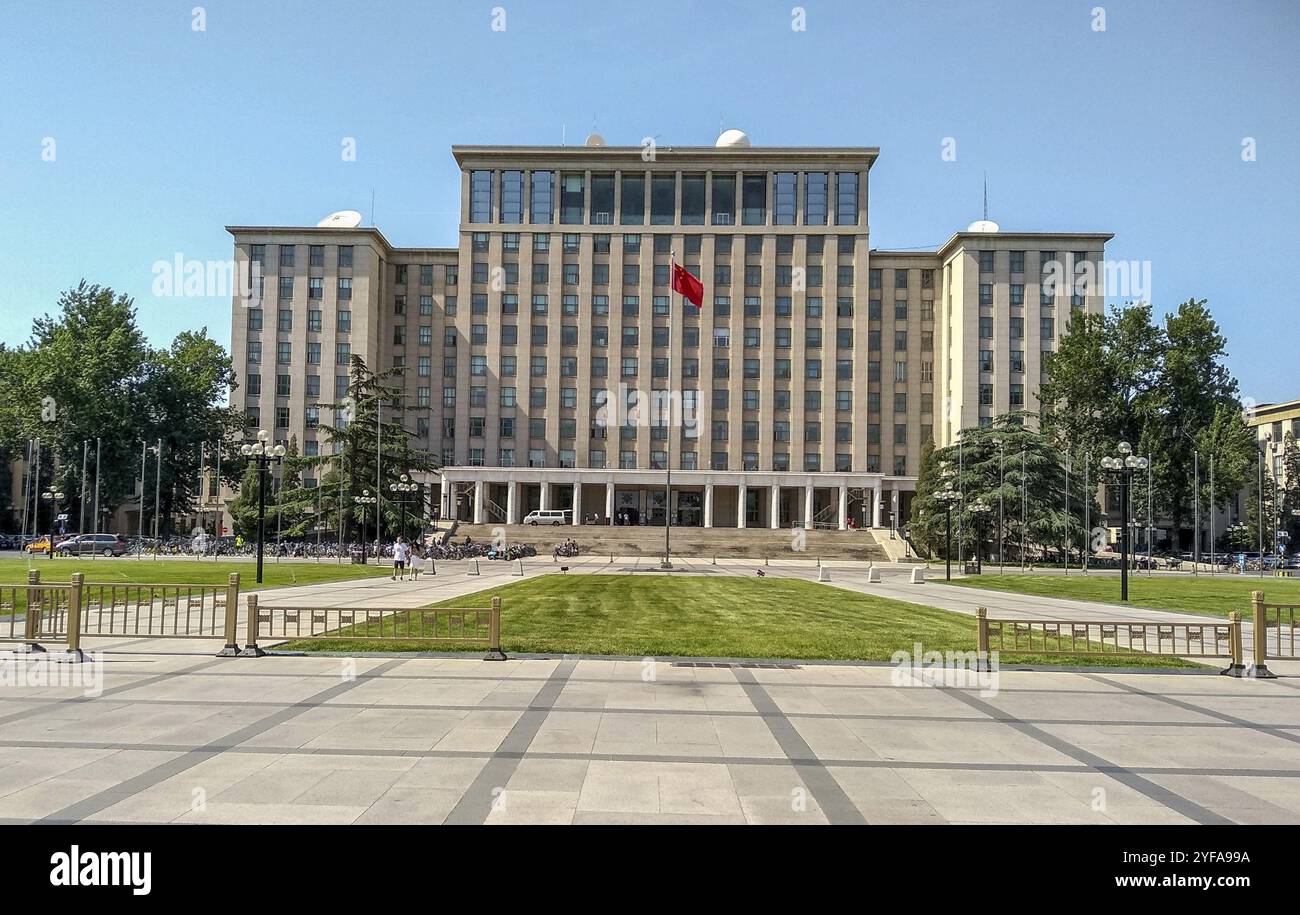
[671,262,704,309]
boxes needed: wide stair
[445,523,891,562]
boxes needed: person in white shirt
[392,537,410,581]
[409,543,423,580]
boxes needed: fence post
[1221,611,1245,677]
[239,593,266,657]
[1249,590,1276,679]
[66,573,86,661]
[217,573,241,657]
[483,596,507,661]
[22,569,46,653]
[976,607,991,672]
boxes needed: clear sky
[2,0,1296,404]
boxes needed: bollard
[866,567,881,583]
[817,565,830,582]
[469,559,481,576]
[975,607,992,672]
[239,593,265,657]
[1249,590,1276,678]
[483,596,507,661]
[712,555,716,566]
[609,553,614,564]
[217,572,241,657]
[1221,611,1246,677]
[513,558,524,576]
[65,573,86,662]
[22,569,46,653]
[910,567,926,584]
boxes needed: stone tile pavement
[0,648,1296,824]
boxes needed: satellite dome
[966,219,1000,233]
[715,129,751,148]
[584,132,606,147]
[317,210,363,229]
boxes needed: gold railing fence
[0,571,241,658]
[245,593,506,660]
[1253,591,1298,667]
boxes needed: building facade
[227,135,1110,530]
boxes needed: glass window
[469,170,492,222]
[590,173,615,224]
[560,172,585,224]
[500,170,523,223]
[805,172,828,225]
[711,174,735,225]
[650,174,676,224]
[773,172,797,225]
[620,174,645,224]
[835,172,859,225]
[681,174,705,225]
[530,171,554,224]
[741,174,766,225]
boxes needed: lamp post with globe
[389,473,420,543]
[935,487,961,581]
[239,430,286,584]
[1100,442,1148,601]
[41,488,65,559]
[353,490,377,563]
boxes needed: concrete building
[226,132,1110,531]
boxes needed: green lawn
[945,573,1300,618]
[278,575,1197,668]
[0,557,391,590]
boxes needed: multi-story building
[227,132,1110,531]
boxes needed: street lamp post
[936,487,961,581]
[239,430,286,584]
[389,472,420,543]
[41,489,65,559]
[1101,442,1148,602]
[969,499,991,574]
[353,489,377,563]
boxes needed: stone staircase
[446,523,890,562]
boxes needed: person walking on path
[392,536,410,581]
[409,543,424,581]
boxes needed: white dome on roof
[317,210,363,229]
[715,129,751,148]
[966,219,1000,233]
[585,132,606,147]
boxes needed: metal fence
[975,607,1245,676]
[0,571,241,658]
[245,593,506,660]
[1252,590,1298,677]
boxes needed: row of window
[977,250,1093,275]
[469,170,862,227]
[470,231,859,256]
[468,260,857,289]
[250,244,354,269]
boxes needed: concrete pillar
[605,482,614,523]
[571,482,581,525]
[704,484,714,529]
[872,485,882,528]
[506,481,517,525]
[891,489,899,530]
[769,486,780,529]
[439,479,450,519]
[473,480,484,525]
[838,486,848,531]
[804,482,814,530]
[738,483,747,529]
[540,482,550,511]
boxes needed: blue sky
[1,0,1296,403]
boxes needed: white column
[539,481,550,511]
[769,485,780,529]
[838,485,848,531]
[872,485,882,528]
[891,490,899,530]
[473,480,484,525]
[506,481,517,525]
[737,483,747,529]
[803,482,814,530]
[571,482,581,525]
[703,483,714,529]
[605,482,614,523]
[439,479,450,520]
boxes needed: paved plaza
[0,557,1297,825]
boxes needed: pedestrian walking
[392,536,410,581]
[409,543,423,581]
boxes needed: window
[649,174,676,224]
[247,308,263,331]
[1010,350,1025,373]
[979,316,994,339]
[276,341,291,364]
[560,172,585,224]
[337,278,352,300]
[742,174,766,224]
[1010,250,1025,274]
[773,172,797,225]
[835,172,859,224]
[1010,383,1025,407]
[979,284,993,306]
[279,245,295,267]
[681,174,706,225]
[620,174,645,225]
[979,349,993,373]
[805,172,828,225]
[980,250,995,273]
[470,170,492,222]
[712,174,735,225]
[589,173,614,224]
[307,342,321,364]
[530,170,554,224]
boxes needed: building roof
[451,144,880,170]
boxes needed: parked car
[24,536,54,555]
[57,533,129,557]
[522,509,570,526]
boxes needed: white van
[523,509,570,526]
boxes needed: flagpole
[662,251,674,570]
